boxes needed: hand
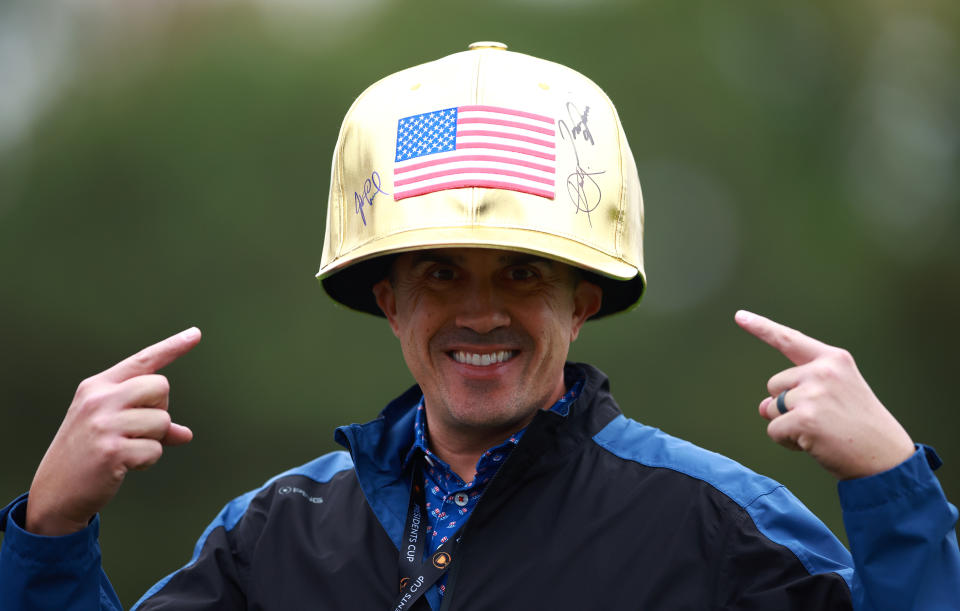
[735,310,914,480]
[26,328,202,536]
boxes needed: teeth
[453,350,514,366]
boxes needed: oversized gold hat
[317,42,645,318]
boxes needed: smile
[450,350,515,367]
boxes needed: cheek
[544,300,578,344]
[398,301,444,354]
[531,317,574,359]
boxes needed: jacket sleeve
[0,493,123,611]
[840,444,960,611]
[0,492,249,611]
[715,444,959,611]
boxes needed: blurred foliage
[1,0,958,606]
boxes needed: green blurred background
[1,0,957,606]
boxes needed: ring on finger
[776,389,789,415]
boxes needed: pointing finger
[734,310,829,366]
[100,327,201,383]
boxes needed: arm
[839,445,960,610]
[1,494,122,611]
[0,328,201,609]
[735,310,960,610]
[2,488,251,611]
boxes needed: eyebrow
[410,252,457,266]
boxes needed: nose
[454,279,510,334]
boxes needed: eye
[505,266,539,282]
[429,266,457,282]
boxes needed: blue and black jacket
[2,363,959,609]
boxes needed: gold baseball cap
[317,42,645,318]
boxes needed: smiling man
[371,249,601,480]
[2,43,959,610]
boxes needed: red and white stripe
[393,105,556,201]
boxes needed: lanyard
[392,456,459,611]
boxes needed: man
[2,42,958,610]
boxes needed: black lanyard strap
[393,457,459,611]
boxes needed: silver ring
[776,390,789,415]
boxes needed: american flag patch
[393,105,556,201]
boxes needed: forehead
[404,248,560,267]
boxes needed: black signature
[558,103,603,227]
[354,171,389,226]
[565,102,594,145]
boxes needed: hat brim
[317,226,645,319]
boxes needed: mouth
[449,350,516,367]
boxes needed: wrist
[25,499,91,536]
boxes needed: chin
[449,394,536,427]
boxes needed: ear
[570,280,602,342]
[372,278,401,338]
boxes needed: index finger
[99,327,202,383]
[734,310,829,365]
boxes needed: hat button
[468,41,508,50]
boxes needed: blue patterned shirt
[402,379,582,597]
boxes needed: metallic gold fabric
[318,42,645,317]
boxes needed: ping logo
[432,551,451,569]
[277,485,324,504]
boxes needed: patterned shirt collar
[403,378,583,481]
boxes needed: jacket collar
[334,362,617,474]
[333,362,622,552]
